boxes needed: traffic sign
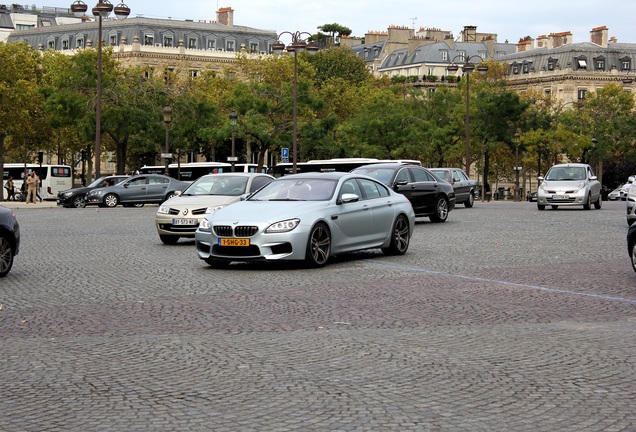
[282,147,289,158]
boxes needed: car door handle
[387,200,393,207]
[363,205,370,211]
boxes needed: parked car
[628,223,636,273]
[621,176,635,200]
[156,172,275,244]
[351,163,455,222]
[608,187,622,201]
[0,205,20,277]
[428,167,476,207]
[626,183,636,226]
[536,163,602,210]
[57,175,129,208]
[85,174,189,207]
[527,191,538,202]
[195,172,415,268]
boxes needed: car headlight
[206,204,227,214]
[157,205,169,214]
[63,192,73,198]
[539,182,548,191]
[198,218,212,232]
[577,181,586,190]
[266,218,300,233]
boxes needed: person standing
[26,171,39,204]
[4,176,15,201]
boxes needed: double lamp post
[272,32,319,173]
[70,0,130,179]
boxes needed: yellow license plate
[219,238,250,246]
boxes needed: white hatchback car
[536,163,602,210]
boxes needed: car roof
[549,163,589,168]
[279,172,352,180]
[199,172,272,179]
[353,163,421,170]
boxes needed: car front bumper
[156,213,205,237]
[537,189,588,206]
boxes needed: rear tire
[429,197,449,223]
[631,240,636,274]
[382,215,410,255]
[72,196,86,208]
[305,223,331,267]
[464,192,474,208]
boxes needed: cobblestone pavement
[1,200,634,431]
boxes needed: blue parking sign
[282,147,289,158]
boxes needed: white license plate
[172,218,197,225]
[552,195,568,200]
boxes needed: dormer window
[163,36,174,47]
[620,57,631,71]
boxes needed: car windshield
[545,167,586,181]
[182,176,248,196]
[249,178,337,201]
[87,177,111,188]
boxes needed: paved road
[1,200,635,431]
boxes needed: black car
[351,163,456,222]
[0,205,20,277]
[628,224,636,274]
[57,175,129,208]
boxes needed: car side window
[340,180,362,199]
[149,176,168,185]
[359,178,382,199]
[457,170,468,181]
[395,168,411,184]
[410,168,432,182]
[249,176,273,192]
[452,170,461,182]
[129,177,146,186]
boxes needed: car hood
[59,187,90,195]
[163,195,238,208]
[209,200,330,223]
[541,180,588,189]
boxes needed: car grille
[213,225,259,237]
[167,207,208,216]
[159,224,198,234]
[213,245,261,256]
[545,189,576,194]
[546,197,576,203]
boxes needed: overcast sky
[72,0,635,45]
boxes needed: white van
[3,163,72,200]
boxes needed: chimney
[548,31,572,49]
[461,25,477,42]
[516,35,534,53]
[217,6,234,26]
[590,26,609,48]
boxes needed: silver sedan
[195,172,415,267]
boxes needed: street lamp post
[229,111,238,172]
[272,32,319,174]
[70,0,130,179]
[446,55,488,178]
[162,106,172,176]
[514,132,521,201]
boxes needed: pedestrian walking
[4,176,16,201]
[26,171,39,204]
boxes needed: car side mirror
[123,183,129,188]
[537,176,544,182]
[589,176,597,181]
[394,180,408,188]
[173,190,182,197]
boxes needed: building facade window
[188,38,197,49]
[441,50,448,61]
[620,57,631,71]
[62,39,69,50]
[109,34,118,46]
[190,69,199,78]
[144,34,154,46]
[578,88,587,101]
[226,40,235,52]
[207,39,216,50]
[76,37,84,48]
[458,51,466,62]
[47,39,55,49]
[163,36,174,47]
[575,57,588,69]
[249,42,259,53]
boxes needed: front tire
[305,223,331,267]
[429,197,449,223]
[72,196,86,208]
[538,204,546,211]
[104,193,119,207]
[594,194,602,209]
[382,215,410,255]
[159,235,179,245]
[583,194,591,210]
[631,241,636,274]
[0,233,14,277]
[464,192,474,208]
